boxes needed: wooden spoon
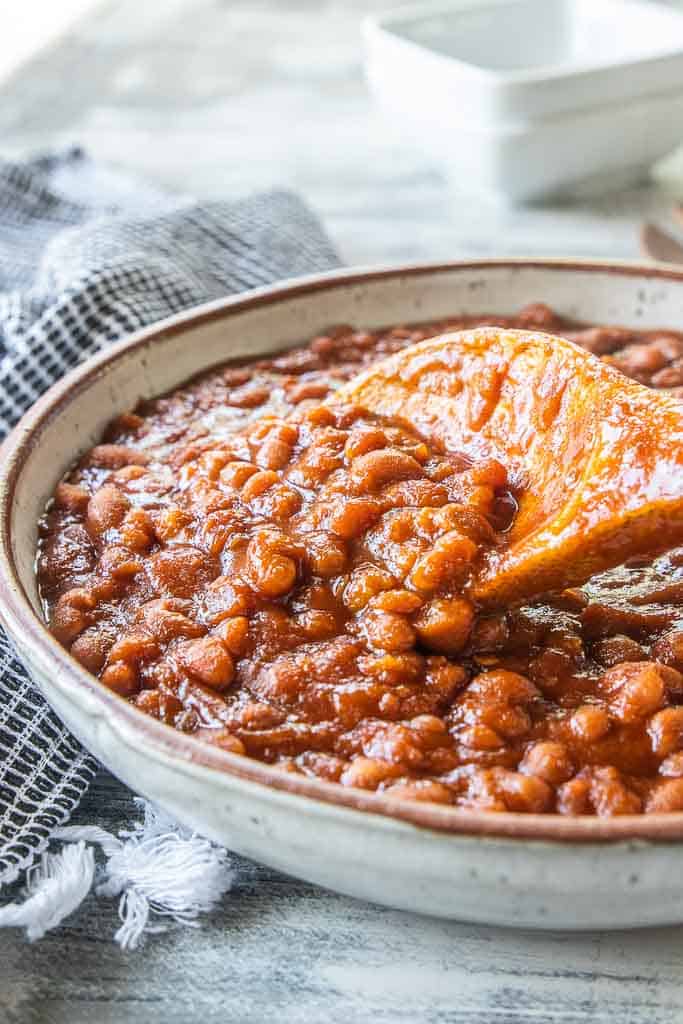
[640,222,683,264]
[334,327,683,607]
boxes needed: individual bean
[593,634,647,667]
[246,531,298,598]
[601,662,666,723]
[570,705,611,743]
[227,383,271,408]
[413,596,474,654]
[153,507,192,543]
[495,769,553,813]
[193,727,246,754]
[409,532,477,592]
[516,302,557,329]
[327,497,382,539]
[648,707,683,758]
[285,379,331,404]
[112,465,148,484]
[646,778,683,813]
[519,741,573,785]
[147,545,218,598]
[458,724,504,751]
[305,532,348,577]
[344,428,388,460]
[468,669,539,706]
[220,461,259,489]
[409,714,449,746]
[557,777,591,816]
[384,781,453,804]
[586,766,642,816]
[86,444,148,468]
[371,589,422,614]
[482,703,531,740]
[138,599,204,641]
[86,484,130,536]
[652,629,683,673]
[177,637,235,691]
[135,689,161,717]
[119,508,155,553]
[343,566,396,612]
[50,588,96,644]
[212,616,250,656]
[652,359,683,389]
[203,577,252,623]
[255,483,303,521]
[358,652,424,685]
[350,447,424,492]
[611,342,670,377]
[659,751,683,777]
[101,661,138,696]
[54,482,90,515]
[97,546,143,581]
[340,757,402,790]
[360,609,416,654]
[254,423,298,470]
[70,629,109,673]
[108,632,159,665]
[569,326,634,355]
[241,469,280,502]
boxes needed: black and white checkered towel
[0,148,340,887]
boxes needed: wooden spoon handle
[640,222,683,264]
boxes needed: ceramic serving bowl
[3,259,683,930]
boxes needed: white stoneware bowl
[3,259,683,929]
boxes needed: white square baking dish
[363,0,683,201]
[364,0,683,122]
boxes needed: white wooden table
[2,3,683,1021]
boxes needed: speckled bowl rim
[4,256,683,844]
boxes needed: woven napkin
[0,149,339,909]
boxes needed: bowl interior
[11,261,683,620]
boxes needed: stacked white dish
[363,0,683,202]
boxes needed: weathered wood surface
[2,2,683,1021]
[4,771,683,1024]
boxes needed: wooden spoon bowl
[335,327,683,606]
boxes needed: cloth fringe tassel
[0,801,234,948]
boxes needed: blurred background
[3,0,683,263]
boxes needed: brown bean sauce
[37,303,683,816]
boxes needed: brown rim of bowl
[4,256,683,844]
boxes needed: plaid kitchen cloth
[0,147,340,886]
